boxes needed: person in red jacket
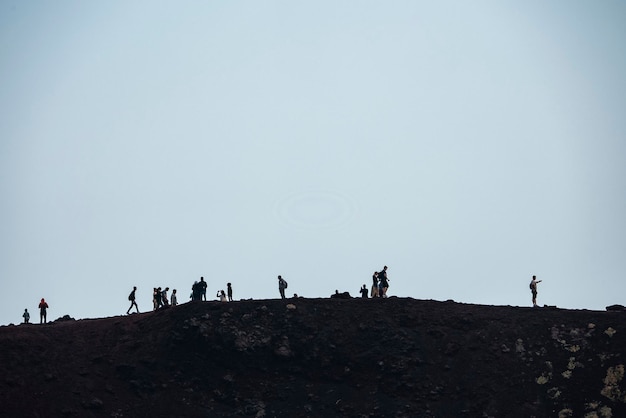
[38,298,49,324]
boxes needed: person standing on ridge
[360,284,368,298]
[199,277,208,301]
[530,275,543,307]
[23,308,30,324]
[38,298,49,324]
[155,287,163,309]
[378,266,389,298]
[278,275,288,299]
[227,283,233,302]
[127,286,139,314]
[191,281,199,301]
[171,289,178,306]
[371,272,379,298]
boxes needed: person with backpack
[127,286,139,314]
[38,298,49,324]
[530,275,543,307]
[378,266,389,298]
[161,287,170,307]
[278,275,288,299]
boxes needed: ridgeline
[1,297,625,417]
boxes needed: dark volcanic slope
[1,298,625,418]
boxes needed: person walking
[530,275,543,307]
[278,275,288,299]
[38,298,49,324]
[227,283,233,302]
[127,286,139,314]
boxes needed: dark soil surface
[1,297,625,417]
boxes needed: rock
[83,397,104,410]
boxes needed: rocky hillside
[1,297,625,417]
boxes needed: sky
[1,1,625,325]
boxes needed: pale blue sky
[1,1,625,324]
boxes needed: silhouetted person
[127,286,139,314]
[360,284,368,298]
[199,277,208,301]
[23,308,30,324]
[371,272,379,298]
[161,287,170,306]
[191,281,198,301]
[278,275,288,299]
[530,275,543,307]
[378,266,389,298]
[171,289,178,306]
[217,290,227,302]
[156,287,163,309]
[38,298,49,324]
[153,288,158,310]
[227,282,233,302]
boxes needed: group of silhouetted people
[190,277,233,302]
[20,298,48,324]
[123,277,237,315]
[126,285,179,314]
[191,277,208,301]
[216,283,233,302]
[18,269,549,325]
[152,286,177,310]
[319,266,393,300]
[363,266,389,298]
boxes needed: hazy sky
[1,1,625,325]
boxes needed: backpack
[128,292,133,301]
[284,280,288,289]
[529,282,534,290]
